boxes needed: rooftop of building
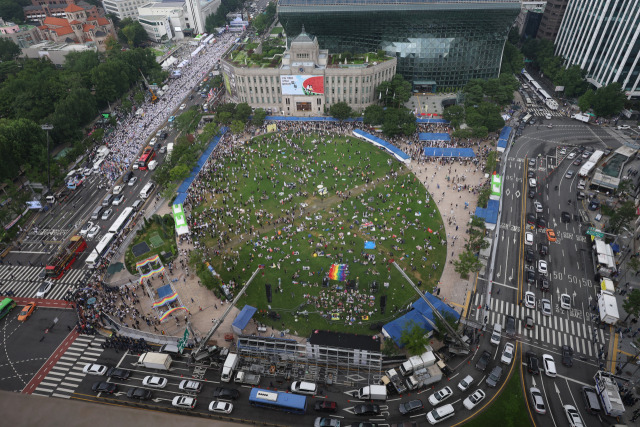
[308,329,381,352]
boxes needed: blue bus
[248,388,307,414]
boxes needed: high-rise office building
[537,0,568,42]
[555,0,640,98]
[277,0,520,91]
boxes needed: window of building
[316,98,321,105]
[285,98,290,105]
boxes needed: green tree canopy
[578,89,595,112]
[235,102,252,122]
[623,289,640,322]
[329,102,353,121]
[453,249,483,278]
[0,38,20,61]
[442,105,464,129]
[363,104,385,125]
[608,200,636,234]
[400,321,431,356]
[592,82,626,117]
[377,74,412,108]
[230,119,245,134]
[558,65,588,98]
[251,108,267,127]
[118,18,148,47]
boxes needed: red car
[314,400,337,412]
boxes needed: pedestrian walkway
[0,266,89,299]
[528,106,564,118]
[31,335,106,399]
[471,294,607,358]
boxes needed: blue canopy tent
[232,305,257,335]
[497,126,512,152]
[352,129,411,164]
[423,147,476,158]
[418,133,451,142]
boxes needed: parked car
[212,387,240,400]
[92,381,117,394]
[106,367,131,380]
[127,387,152,400]
[457,375,473,392]
[172,395,197,409]
[315,400,338,413]
[209,400,233,414]
[354,403,380,416]
[501,342,515,365]
[398,399,423,415]
[428,387,453,405]
[486,366,503,387]
[463,389,486,410]
[142,376,168,389]
[476,351,491,371]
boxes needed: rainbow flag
[329,264,348,281]
[159,306,189,322]
[139,265,165,285]
[136,254,160,268]
[152,291,178,308]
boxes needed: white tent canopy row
[161,56,178,70]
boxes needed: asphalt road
[468,115,627,427]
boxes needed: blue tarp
[364,241,376,249]
[264,116,448,124]
[173,127,228,206]
[497,126,512,150]
[419,133,451,142]
[416,118,449,124]
[352,129,411,163]
[382,292,461,347]
[423,147,476,158]
[475,198,500,225]
[232,305,257,335]
[157,284,174,299]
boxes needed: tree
[329,102,353,121]
[432,312,458,340]
[501,42,524,76]
[234,102,252,122]
[442,105,464,128]
[471,126,488,139]
[400,321,431,356]
[169,164,191,182]
[251,108,267,127]
[363,104,385,125]
[623,289,640,322]
[453,249,483,278]
[558,65,588,98]
[463,80,484,107]
[119,18,147,47]
[0,38,20,61]
[578,89,595,112]
[377,74,412,108]
[593,82,626,117]
[0,0,25,22]
[230,119,245,134]
[466,215,489,253]
[608,200,636,234]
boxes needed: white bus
[522,113,533,124]
[140,182,155,199]
[108,207,134,234]
[85,232,116,269]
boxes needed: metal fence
[103,314,194,346]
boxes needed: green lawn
[191,133,447,336]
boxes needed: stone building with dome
[38,3,115,51]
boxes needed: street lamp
[41,124,53,192]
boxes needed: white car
[618,124,631,130]
[559,148,567,155]
[150,137,157,145]
[86,225,100,239]
[565,170,574,179]
[143,376,168,388]
[457,375,473,392]
[533,201,543,213]
[541,298,552,316]
[128,176,138,186]
[179,103,187,110]
[462,389,486,410]
[112,194,125,206]
[542,354,557,377]
[545,113,552,120]
[172,395,196,409]
[529,387,546,414]
[529,178,537,188]
[560,294,571,310]
[538,260,548,274]
[564,404,584,427]
[501,342,515,365]
[132,163,139,170]
[79,221,94,236]
[208,400,233,414]
[112,185,123,195]
[36,280,53,298]
[82,167,92,176]
[524,291,536,309]
[83,363,108,376]
[525,232,534,246]
[567,152,577,159]
[428,386,453,406]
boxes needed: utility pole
[41,124,53,192]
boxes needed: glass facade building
[277,0,520,90]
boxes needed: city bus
[85,232,116,269]
[137,146,156,170]
[248,388,307,414]
[108,207,134,234]
[0,298,16,320]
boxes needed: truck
[356,384,387,401]
[399,351,436,376]
[136,352,172,370]
[45,235,87,279]
[572,113,591,123]
[598,290,619,325]
[220,353,239,382]
[594,371,625,417]
[406,364,443,390]
[600,278,615,294]
[234,370,261,385]
[380,368,406,395]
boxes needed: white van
[140,182,155,199]
[490,323,502,346]
[93,158,105,172]
[148,160,158,171]
[289,381,317,395]
[426,404,455,424]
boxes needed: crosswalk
[473,295,606,358]
[31,334,106,398]
[0,265,90,300]
[528,106,564,117]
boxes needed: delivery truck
[234,370,261,385]
[406,364,443,390]
[221,353,239,382]
[399,351,436,376]
[572,113,591,123]
[594,371,625,417]
[598,291,620,325]
[380,368,406,395]
[136,352,172,370]
[357,384,387,401]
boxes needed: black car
[539,244,548,256]
[398,399,423,415]
[525,248,534,263]
[528,189,536,199]
[212,387,240,400]
[573,158,582,166]
[526,351,540,375]
[106,367,131,380]
[486,366,503,388]
[577,191,586,200]
[582,386,602,414]
[127,387,152,400]
[526,269,536,284]
[476,350,491,371]
[123,171,134,183]
[561,211,571,223]
[354,403,380,416]
[536,217,547,228]
[562,345,574,367]
[528,170,536,178]
[92,381,117,394]
[315,400,338,412]
[505,315,516,337]
[539,278,550,292]
[526,213,536,225]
